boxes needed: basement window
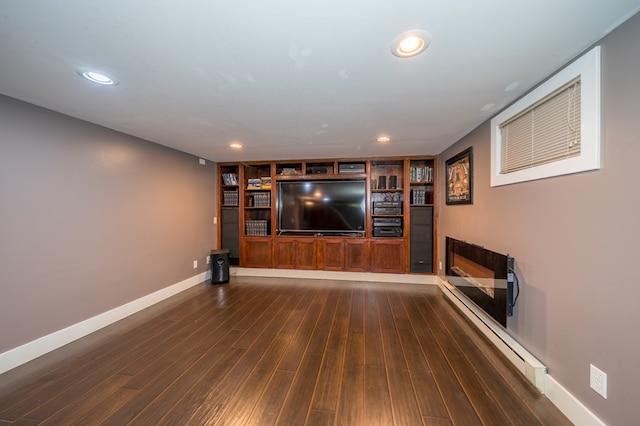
[490,46,601,186]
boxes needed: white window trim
[490,46,601,187]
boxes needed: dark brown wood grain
[0,276,572,425]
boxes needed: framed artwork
[446,147,473,205]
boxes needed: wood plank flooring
[0,276,572,425]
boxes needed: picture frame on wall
[446,147,473,205]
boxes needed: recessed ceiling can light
[505,81,521,92]
[376,135,391,143]
[391,29,431,58]
[229,142,243,149]
[76,67,119,86]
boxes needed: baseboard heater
[441,236,546,392]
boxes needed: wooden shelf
[217,156,436,273]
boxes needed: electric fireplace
[445,237,517,327]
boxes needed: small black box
[389,175,398,189]
[378,175,387,189]
[373,227,403,237]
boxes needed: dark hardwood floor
[0,276,572,425]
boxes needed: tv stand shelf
[217,156,436,274]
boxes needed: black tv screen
[277,180,366,235]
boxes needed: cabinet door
[274,238,317,269]
[344,240,369,272]
[409,206,433,273]
[274,239,296,269]
[320,239,346,271]
[221,207,240,265]
[370,240,405,273]
[242,238,272,268]
[296,239,317,270]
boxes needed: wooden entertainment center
[218,157,436,274]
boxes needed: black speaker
[389,175,398,189]
[378,175,387,189]
[210,249,230,284]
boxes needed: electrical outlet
[193,260,198,269]
[439,261,443,271]
[213,217,217,224]
[206,255,211,264]
[590,364,607,399]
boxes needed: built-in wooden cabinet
[370,240,406,273]
[242,238,272,268]
[344,239,370,272]
[319,239,347,271]
[274,237,317,270]
[217,156,436,274]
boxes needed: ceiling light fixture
[376,135,391,143]
[391,29,431,58]
[76,67,119,86]
[229,142,243,149]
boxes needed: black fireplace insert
[445,237,517,327]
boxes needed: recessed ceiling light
[76,67,119,86]
[391,29,431,58]
[229,142,243,149]
[376,135,391,143]
[505,81,521,92]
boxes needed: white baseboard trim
[437,276,547,392]
[231,267,438,285]
[0,270,210,375]
[438,276,606,425]
[545,375,606,426]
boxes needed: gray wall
[0,96,217,354]
[437,13,640,426]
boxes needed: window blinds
[500,78,581,174]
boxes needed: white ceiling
[1,1,639,163]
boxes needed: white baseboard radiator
[441,237,546,392]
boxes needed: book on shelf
[222,173,239,186]
[223,190,239,206]
[247,178,261,189]
[411,188,429,204]
[260,176,272,189]
[409,166,433,183]
[251,192,271,207]
[246,220,269,236]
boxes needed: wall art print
[446,147,473,205]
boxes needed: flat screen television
[277,180,366,235]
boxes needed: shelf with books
[408,158,435,205]
[409,187,433,205]
[243,163,273,237]
[222,190,239,206]
[221,172,239,186]
[220,164,240,206]
[246,191,271,208]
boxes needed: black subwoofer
[210,248,230,284]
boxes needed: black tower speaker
[389,175,398,189]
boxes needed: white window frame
[490,46,601,187]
